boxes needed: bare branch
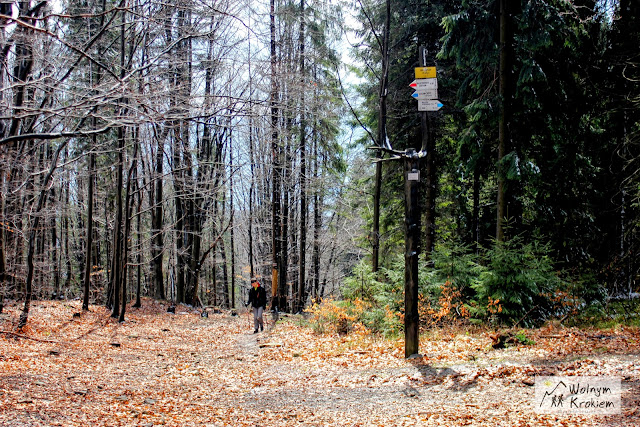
[0,126,113,146]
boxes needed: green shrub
[304,297,402,337]
[472,235,565,327]
[340,244,479,333]
[338,238,575,330]
[514,330,536,345]
[341,258,397,304]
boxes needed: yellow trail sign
[415,67,436,79]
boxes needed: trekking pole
[243,287,250,330]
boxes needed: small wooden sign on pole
[418,100,444,112]
[410,79,438,89]
[415,66,436,79]
[411,89,438,99]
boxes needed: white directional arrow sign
[411,89,438,99]
[418,100,443,112]
[409,79,437,90]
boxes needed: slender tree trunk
[220,187,230,308]
[0,182,6,314]
[134,176,142,308]
[173,146,186,305]
[212,218,218,307]
[120,146,138,322]
[43,142,59,298]
[63,181,72,292]
[472,166,480,253]
[19,141,69,328]
[172,6,196,306]
[12,0,37,325]
[312,95,322,300]
[105,200,112,302]
[49,180,59,297]
[110,123,124,319]
[83,147,95,310]
[110,6,127,319]
[0,0,7,314]
[297,0,307,312]
[372,149,382,271]
[147,5,164,301]
[270,0,282,310]
[35,145,46,293]
[152,133,165,299]
[248,113,256,279]
[496,0,509,242]
[186,197,201,307]
[372,0,391,273]
[82,14,103,308]
[281,137,290,311]
[229,138,236,309]
[247,20,256,279]
[320,237,336,299]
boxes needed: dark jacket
[247,284,267,308]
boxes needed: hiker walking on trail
[245,278,266,333]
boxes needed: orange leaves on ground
[0,299,638,426]
[420,280,471,328]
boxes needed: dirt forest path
[0,299,638,426]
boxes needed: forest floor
[0,298,638,426]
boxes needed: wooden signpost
[403,148,421,358]
[371,46,442,358]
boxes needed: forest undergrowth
[0,298,638,426]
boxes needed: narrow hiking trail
[0,299,638,426]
